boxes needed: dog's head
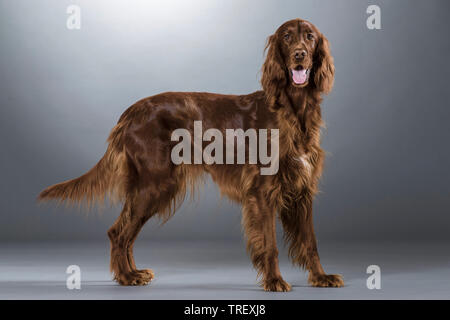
[261,19,334,98]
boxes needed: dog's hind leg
[242,193,291,292]
[108,166,186,286]
[108,188,157,285]
[108,192,154,285]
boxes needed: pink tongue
[292,69,307,84]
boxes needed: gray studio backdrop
[0,0,449,242]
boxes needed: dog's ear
[261,34,287,103]
[313,34,334,94]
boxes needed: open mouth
[291,66,310,86]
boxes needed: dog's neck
[285,85,309,115]
[284,86,317,133]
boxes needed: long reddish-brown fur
[38,19,343,291]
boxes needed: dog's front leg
[280,192,344,287]
[241,193,291,292]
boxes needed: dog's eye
[284,34,291,41]
[307,33,314,40]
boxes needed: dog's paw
[308,274,344,288]
[135,268,155,278]
[263,278,292,292]
[114,269,154,286]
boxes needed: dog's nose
[294,50,307,60]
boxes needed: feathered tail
[38,121,129,208]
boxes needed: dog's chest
[287,135,321,187]
[294,154,312,176]
[277,107,323,187]
[292,133,317,178]
[278,151,316,198]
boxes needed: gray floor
[0,240,449,299]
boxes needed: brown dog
[39,19,343,291]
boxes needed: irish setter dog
[39,19,343,291]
